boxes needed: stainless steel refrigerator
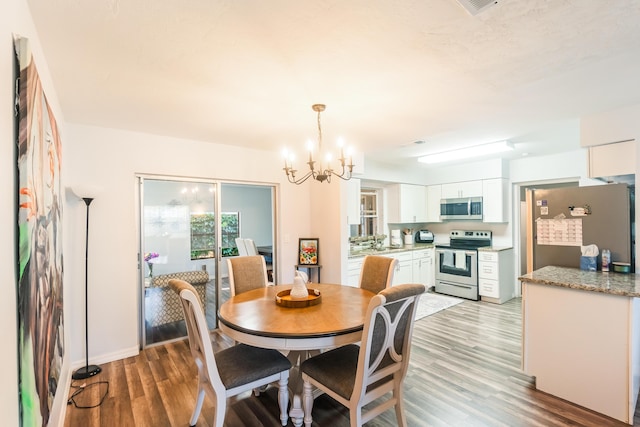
[527,183,634,272]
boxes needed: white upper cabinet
[441,180,482,199]
[580,104,640,147]
[387,184,427,223]
[346,178,361,225]
[482,178,509,223]
[426,184,442,223]
[588,141,636,179]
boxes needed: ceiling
[27,0,640,168]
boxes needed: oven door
[435,247,478,300]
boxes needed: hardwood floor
[64,297,640,426]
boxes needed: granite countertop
[348,243,435,259]
[478,246,513,252]
[519,265,640,297]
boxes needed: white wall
[222,184,273,247]
[510,149,588,184]
[307,179,345,284]
[63,124,311,370]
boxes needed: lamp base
[72,364,102,380]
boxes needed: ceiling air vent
[456,0,498,16]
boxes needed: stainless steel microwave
[440,197,483,220]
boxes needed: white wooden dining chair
[235,237,248,256]
[244,238,259,255]
[300,283,425,427]
[358,255,398,293]
[169,279,291,427]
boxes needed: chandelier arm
[328,171,354,181]
[288,170,315,185]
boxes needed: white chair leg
[302,380,314,427]
[213,394,226,427]
[278,374,290,426]
[189,386,206,426]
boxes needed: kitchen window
[360,188,379,236]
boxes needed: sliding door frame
[136,174,278,349]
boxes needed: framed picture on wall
[298,238,319,265]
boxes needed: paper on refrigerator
[535,217,583,246]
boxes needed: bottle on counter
[602,249,611,272]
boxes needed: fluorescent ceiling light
[417,140,514,164]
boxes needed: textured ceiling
[26,0,640,167]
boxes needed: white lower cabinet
[347,246,435,289]
[478,248,514,304]
[412,248,434,289]
[347,257,364,287]
[391,252,413,286]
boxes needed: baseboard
[50,360,73,427]
[70,345,139,371]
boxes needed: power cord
[67,380,109,409]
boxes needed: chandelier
[283,104,354,184]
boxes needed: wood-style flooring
[64,297,640,426]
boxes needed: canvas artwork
[15,36,65,427]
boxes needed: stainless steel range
[435,230,492,300]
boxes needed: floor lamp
[72,195,102,380]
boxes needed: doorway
[138,177,276,347]
[516,180,579,278]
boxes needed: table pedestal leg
[289,395,304,427]
[286,350,319,427]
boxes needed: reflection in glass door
[140,178,216,346]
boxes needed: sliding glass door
[138,177,277,348]
[139,177,217,346]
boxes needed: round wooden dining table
[218,283,375,427]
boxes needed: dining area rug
[414,291,464,321]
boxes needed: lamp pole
[72,197,101,380]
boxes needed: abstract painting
[14,35,65,427]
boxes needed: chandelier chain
[317,108,323,153]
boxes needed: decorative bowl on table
[275,289,321,308]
